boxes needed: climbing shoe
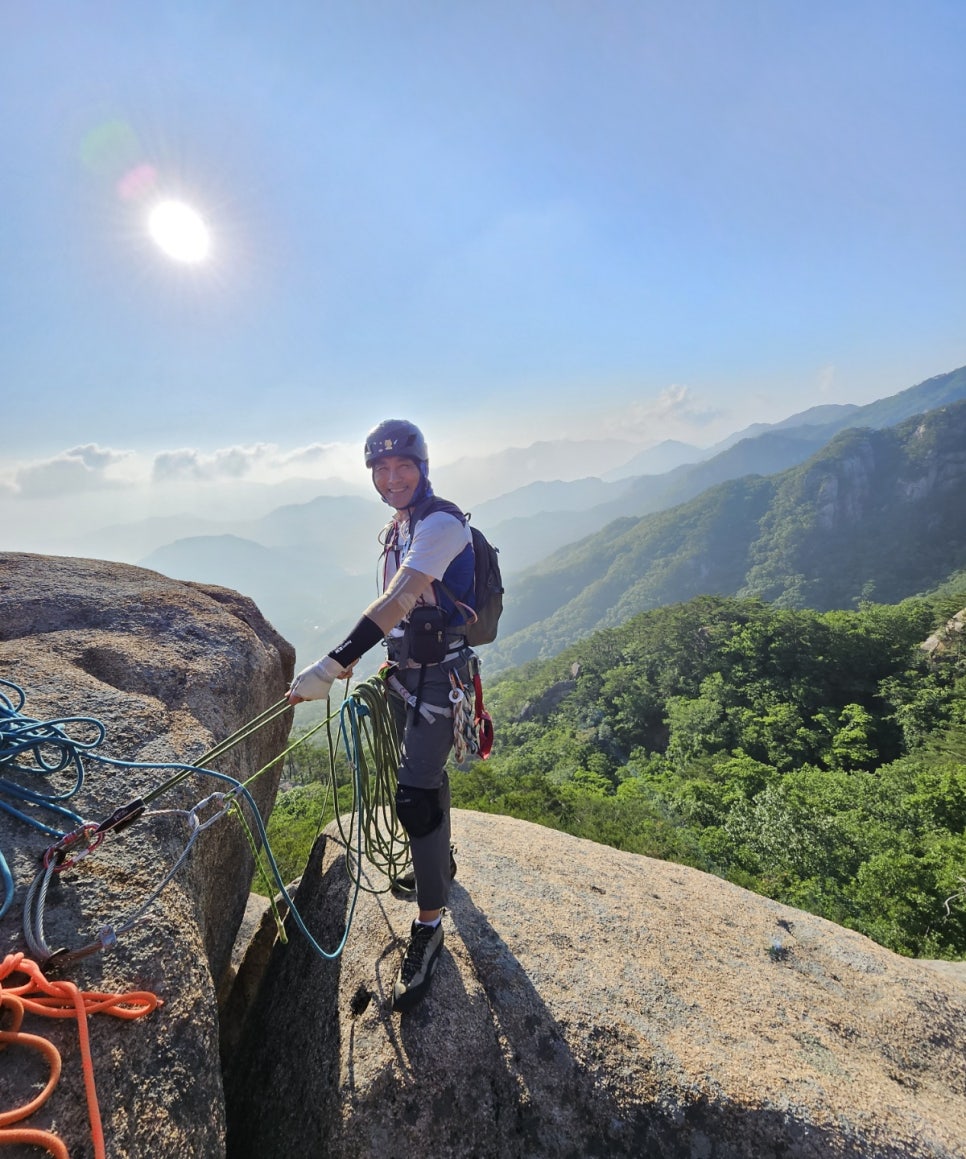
[392,919,444,1012]
[391,846,457,898]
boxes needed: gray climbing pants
[388,660,466,911]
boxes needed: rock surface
[225,810,966,1159]
[0,552,294,1158]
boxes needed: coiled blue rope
[0,678,93,917]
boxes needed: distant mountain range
[137,495,383,665]
[119,363,966,669]
[476,365,966,574]
[486,393,966,672]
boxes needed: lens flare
[118,163,158,202]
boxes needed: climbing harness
[384,668,450,726]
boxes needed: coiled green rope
[331,674,411,891]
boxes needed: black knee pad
[395,784,444,839]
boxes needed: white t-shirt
[382,511,472,598]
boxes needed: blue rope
[0,851,12,920]
[3,679,366,960]
[0,679,91,916]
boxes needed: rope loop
[0,951,160,1159]
[0,677,106,783]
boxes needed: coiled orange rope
[0,952,161,1158]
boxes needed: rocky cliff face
[0,552,294,1158]
[803,409,966,534]
[740,402,966,609]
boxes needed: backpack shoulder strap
[411,495,466,529]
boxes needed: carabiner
[43,822,103,871]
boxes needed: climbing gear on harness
[449,671,476,765]
[447,665,493,764]
[473,667,494,759]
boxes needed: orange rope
[0,952,161,1159]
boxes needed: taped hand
[288,655,349,704]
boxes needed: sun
[147,199,211,264]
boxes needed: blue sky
[2,1,966,541]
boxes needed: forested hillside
[490,399,966,672]
[457,589,966,959]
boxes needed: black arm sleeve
[328,614,385,668]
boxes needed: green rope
[141,697,294,806]
[330,674,412,893]
[234,797,292,945]
[221,673,412,947]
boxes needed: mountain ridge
[486,398,966,671]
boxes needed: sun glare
[147,199,211,264]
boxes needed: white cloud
[150,441,358,484]
[602,385,722,442]
[13,444,132,499]
[0,439,372,556]
[275,441,359,477]
[2,440,364,503]
[151,444,274,483]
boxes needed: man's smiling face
[371,454,422,510]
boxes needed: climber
[288,418,475,1012]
